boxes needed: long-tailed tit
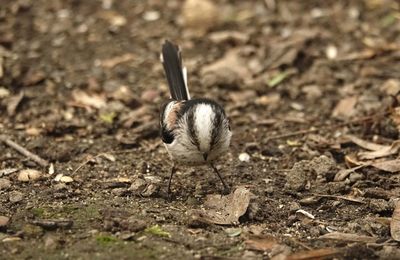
[159,40,232,194]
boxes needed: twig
[313,194,366,204]
[0,135,49,167]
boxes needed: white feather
[182,67,190,99]
[194,104,214,152]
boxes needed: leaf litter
[190,186,253,225]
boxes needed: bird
[159,40,232,194]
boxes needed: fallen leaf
[99,53,135,68]
[190,186,252,225]
[372,159,400,173]
[245,236,280,251]
[201,49,250,81]
[320,232,378,243]
[145,225,170,237]
[22,70,46,86]
[286,248,341,260]
[334,165,366,181]
[332,96,357,119]
[71,89,106,109]
[7,91,24,116]
[224,227,242,237]
[380,79,400,96]
[359,141,400,160]
[0,168,19,177]
[268,71,290,87]
[344,135,387,151]
[208,31,249,44]
[336,49,376,61]
[390,201,400,241]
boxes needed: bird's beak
[203,153,208,161]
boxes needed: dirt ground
[1,0,400,259]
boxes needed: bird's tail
[161,40,190,100]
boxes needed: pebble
[129,178,147,194]
[18,169,42,182]
[0,178,11,190]
[349,172,364,183]
[54,174,73,183]
[369,199,392,213]
[238,152,250,162]
[9,191,24,203]
[0,216,10,228]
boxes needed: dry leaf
[286,248,341,260]
[99,53,135,68]
[390,201,400,241]
[372,159,400,173]
[359,141,400,160]
[320,232,377,243]
[380,79,400,96]
[71,89,106,109]
[190,186,252,225]
[344,135,387,151]
[7,91,24,116]
[208,31,249,44]
[334,165,366,181]
[201,49,251,81]
[245,236,280,251]
[332,96,357,119]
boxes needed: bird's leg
[167,164,177,195]
[210,163,230,194]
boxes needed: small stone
[299,196,321,205]
[53,183,67,191]
[60,176,74,183]
[9,191,24,203]
[111,188,129,196]
[288,202,301,213]
[238,153,250,162]
[129,178,147,194]
[0,216,10,228]
[44,235,58,250]
[349,172,364,183]
[369,199,392,213]
[54,174,73,183]
[142,10,160,21]
[141,183,158,197]
[0,178,11,190]
[18,169,42,182]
